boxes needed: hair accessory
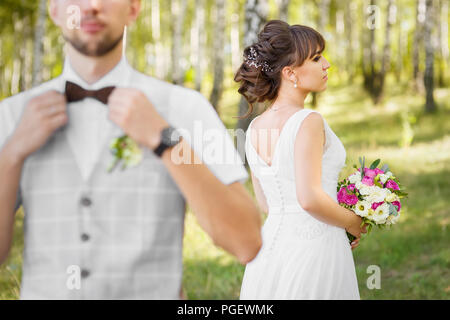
[244,46,274,73]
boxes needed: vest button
[81,269,90,278]
[81,197,92,207]
[81,233,90,242]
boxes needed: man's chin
[64,33,123,57]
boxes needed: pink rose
[344,194,359,206]
[392,201,401,212]
[371,201,384,210]
[337,187,347,204]
[362,175,374,186]
[385,180,399,190]
[347,184,356,192]
[374,168,384,175]
[364,168,378,178]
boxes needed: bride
[234,20,368,299]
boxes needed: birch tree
[209,0,226,112]
[236,0,269,132]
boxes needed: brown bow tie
[65,81,115,105]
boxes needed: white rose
[359,185,372,196]
[385,192,397,203]
[367,186,386,203]
[349,173,361,184]
[378,174,389,184]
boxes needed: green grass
[1,79,449,299]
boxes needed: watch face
[162,126,181,146]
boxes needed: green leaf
[388,203,398,216]
[370,159,381,169]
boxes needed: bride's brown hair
[234,20,325,118]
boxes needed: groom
[0,0,262,299]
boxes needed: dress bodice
[245,108,347,214]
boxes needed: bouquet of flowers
[337,157,408,243]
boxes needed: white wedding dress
[240,108,360,300]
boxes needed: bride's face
[49,0,141,57]
[294,50,331,93]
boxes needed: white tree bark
[277,0,290,21]
[424,0,436,112]
[32,0,47,87]
[171,0,188,85]
[151,0,165,79]
[209,0,226,112]
[193,0,206,91]
[236,0,269,131]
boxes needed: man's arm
[161,139,262,264]
[0,91,68,265]
[0,142,23,264]
[108,88,262,265]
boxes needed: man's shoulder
[1,77,63,106]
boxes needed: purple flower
[362,175,374,186]
[371,201,384,210]
[364,168,378,178]
[337,187,347,204]
[345,194,359,206]
[392,201,401,212]
[385,180,400,190]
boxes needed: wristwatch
[153,126,182,157]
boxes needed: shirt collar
[61,55,132,90]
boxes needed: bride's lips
[80,21,106,34]
[323,74,328,81]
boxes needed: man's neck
[65,43,124,85]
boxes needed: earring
[294,79,298,88]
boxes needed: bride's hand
[345,213,368,239]
[350,237,360,250]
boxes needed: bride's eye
[313,55,321,62]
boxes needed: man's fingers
[49,113,68,129]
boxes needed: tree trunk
[151,0,165,79]
[344,1,355,84]
[311,0,330,108]
[171,0,188,85]
[236,0,268,132]
[424,0,436,113]
[209,0,226,113]
[32,0,47,87]
[396,3,403,82]
[230,5,241,73]
[193,0,206,91]
[435,0,445,87]
[413,0,426,92]
[277,0,290,21]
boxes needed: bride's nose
[322,57,331,70]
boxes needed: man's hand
[9,90,68,162]
[107,88,168,150]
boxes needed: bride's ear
[281,66,298,84]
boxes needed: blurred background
[0,0,449,299]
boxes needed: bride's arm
[293,113,366,238]
[251,172,268,214]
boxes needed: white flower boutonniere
[108,135,143,172]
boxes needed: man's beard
[63,32,124,57]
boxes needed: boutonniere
[107,135,143,172]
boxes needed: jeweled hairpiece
[244,46,273,73]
